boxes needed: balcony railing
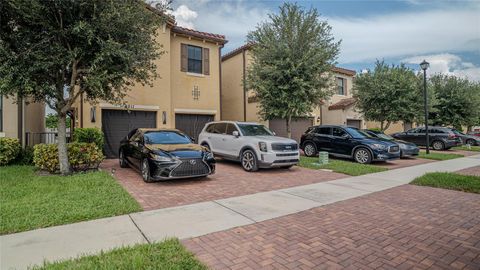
[25,132,72,147]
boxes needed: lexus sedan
[300,125,400,164]
[391,126,462,150]
[450,129,480,146]
[119,128,215,182]
[364,129,419,158]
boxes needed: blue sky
[168,0,480,80]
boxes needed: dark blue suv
[300,125,401,164]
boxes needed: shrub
[33,142,104,173]
[73,128,104,149]
[14,146,34,165]
[0,137,21,166]
[368,127,383,132]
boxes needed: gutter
[242,49,247,121]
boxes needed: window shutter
[203,48,210,75]
[343,78,347,95]
[181,44,187,72]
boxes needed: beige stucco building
[0,96,45,146]
[72,11,227,157]
[221,44,364,142]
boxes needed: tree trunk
[286,116,292,139]
[383,121,391,132]
[57,113,71,175]
[380,121,384,131]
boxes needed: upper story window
[187,45,203,74]
[336,77,345,95]
[181,44,210,75]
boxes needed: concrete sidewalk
[2,154,479,270]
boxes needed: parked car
[198,121,299,172]
[467,131,480,137]
[119,128,215,182]
[300,125,400,164]
[364,129,419,158]
[450,129,480,146]
[391,126,462,150]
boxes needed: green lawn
[299,156,387,176]
[33,239,206,270]
[411,172,480,194]
[418,151,464,160]
[0,166,141,235]
[452,145,480,152]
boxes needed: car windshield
[453,129,465,135]
[346,127,371,139]
[237,124,274,136]
[144,131,191,144]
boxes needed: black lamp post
[420,60,430,154]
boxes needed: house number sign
[192,86,200,100]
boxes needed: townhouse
[221,44,365,142]
[72,11,227,157]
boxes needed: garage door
[175,114,214,142]
[346,119,362,129]
[102,109,157,158]
[269,117,314,143]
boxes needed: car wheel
[119,150,128,168]
[354,148,372,164]
[466,139,476,146]
[432,140,445,150]
[141,159,153,183]
[303,142,317,157]
[241,149,259,172]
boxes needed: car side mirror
[272,131,276,136]
[232,131,240,137]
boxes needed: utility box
[318,151,329,165]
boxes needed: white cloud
[402,53,480,81]
[328,7,480,64]
[171,5,198,29]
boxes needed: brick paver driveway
[456,165,480,177]
[101,159,347,210]
[184,185,480,270]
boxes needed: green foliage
[0,165,141,234]
[368,128,383,132]
[33,143,104,173]
[74,128,104,149]
[1,0,167,173]
[299,156,387,176]
[14,146,34,165]
[33,239,206,270]
[411,172,480,194]
[0,137,21,166]
[245,3,340,136]
[418,151,463,160]
[428,74,480,129]
[45,113,71,129]
[353,61,422,131]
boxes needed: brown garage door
[269,117,314,142]
[175,114,214,142]
[346,119,362,129]
[102,109,157,158]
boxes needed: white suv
[198,121,299,171]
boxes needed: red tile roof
[172,26,227,44]
[328,97,356,110]
[332,67,356,76]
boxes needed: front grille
[271,143,298,151]
[276,153,298,157]
[273,159,299,164]
[389,146,400,153]
[170,158,210,177]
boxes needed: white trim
[186,72,205,78]
[99,103,160,110]
[174,108,217,115]
[0,132,5,137]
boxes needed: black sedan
[119,128,215,182]
[450,129,480,146]
[364,129,419,158]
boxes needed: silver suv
[198,121,299,171]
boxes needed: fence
[25,132,71,147]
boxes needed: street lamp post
[420,60,430,154]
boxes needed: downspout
[80,92,84,128]
[319,104,323,125]
[242,49,247,122]
[17,97,24,146]
[219,44,224,120]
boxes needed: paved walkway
[184,185,480,269]
[1,155,479,270]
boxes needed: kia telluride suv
[198,121,299,171]
[300,125,400,164]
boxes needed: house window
[336,77,345,95]
[187,45,203,74]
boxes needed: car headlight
[150,154,173,162]
[205,152,214,160]
[259,142,268,152]
[371,143,387,150]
